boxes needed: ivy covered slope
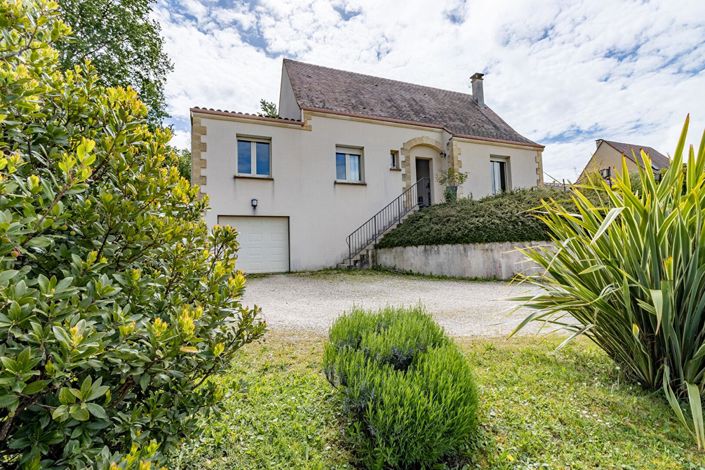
[377,187,576,248]
[0,1,264,468]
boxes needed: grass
[172,332,705,469]
[170,333,353,469]
[284,267,497,282]
[467,337,703,468]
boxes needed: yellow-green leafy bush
[0,1,264,467]
[324,307,478,468]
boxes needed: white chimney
[471,73,484,106]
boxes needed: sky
[155,0,705,182]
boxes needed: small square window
[335,147,363,182]
[237,138,271,177]
[390,150,400,169]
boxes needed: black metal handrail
[346,177,428,266]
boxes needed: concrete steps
[340,207,419,269]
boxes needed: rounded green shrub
[324,307,478,469]
[327,307,447,370]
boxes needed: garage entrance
[218,216,289,273]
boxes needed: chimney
[595,139,604,149]
[471,72,484,106]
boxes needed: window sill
[389,167,402,172]
[334,180,367,186]
[233,175,274,181]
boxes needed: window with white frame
[237,137,271,177]
[490,157,510,194]
[335,147,363,182]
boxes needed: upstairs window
[335,147,363,182]
[237,138,271,177]
[390,150,400,169]
[490,157,510,194]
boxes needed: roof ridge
[283,58,475,100]
[601,139,666,156]
[602,138,656,148]
[281,59,541,148]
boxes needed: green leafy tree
[57,0,173,122]
[172,147,192,181]
[0,1,264,467]
[259,99,278,118]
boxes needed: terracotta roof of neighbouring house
[282,59,542,148]
[600,139,670,169]
[190,107,303,123]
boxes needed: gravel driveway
[243,271,544,337]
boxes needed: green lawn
[171,333,704,469]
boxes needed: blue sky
[155,0,705,181]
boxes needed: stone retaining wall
[374,241,548,280]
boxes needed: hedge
[323,307,479,469]
[377,187,576,248]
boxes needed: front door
[415,158,432,207]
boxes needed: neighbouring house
[577,139,670,183]
[191,59,544,273]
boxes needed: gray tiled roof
[283,59,542,148]
[601,140,670,169]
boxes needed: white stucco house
[191,59,544,273]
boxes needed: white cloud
[156,0,705,180]
[169,128,191,150]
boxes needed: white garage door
[218,216,289,273]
